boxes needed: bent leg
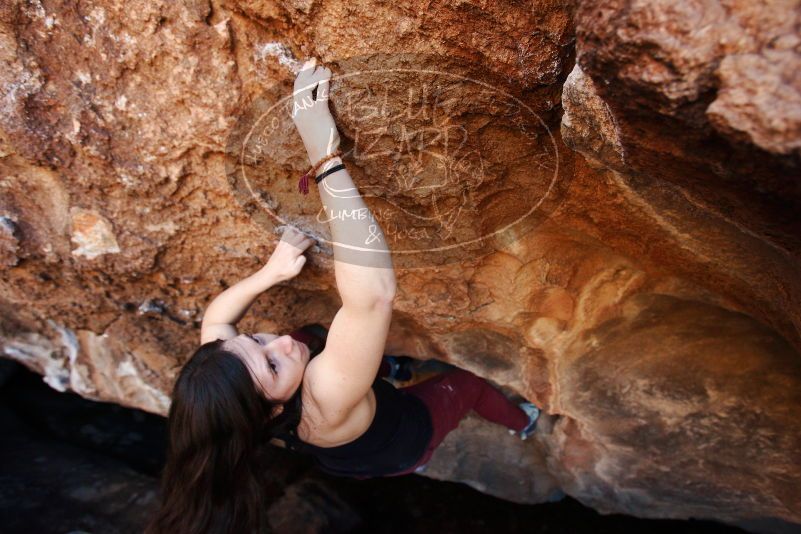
[465,369,529,430]
[387,367,529,476]
[428,367,529,432]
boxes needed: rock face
[1,0,799,529]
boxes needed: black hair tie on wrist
[315,163,346,184]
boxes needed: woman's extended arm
[201,271,277,331]
[293,59,396,307]
[200,227,315,343]
[287,59,396,421]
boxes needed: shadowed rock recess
[1,0,799,529]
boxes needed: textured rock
[0,215,21,268]
[267,478,363,533]
[567,0,801,344]
[70,207,121,260]
[0,399,159,534]
[546,292,801,523]
[1,0,800,529]
[420,410,563,504]
[561,64,626,169]
[708,47,801,156]
[569,0,801,348]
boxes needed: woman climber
[147,58,541,534]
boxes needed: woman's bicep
[200,323,239,344]
[304,300,392,425]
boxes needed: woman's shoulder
[297,372,378,447]
[301,354,378,412]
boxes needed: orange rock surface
[1,0,799,526]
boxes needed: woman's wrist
[316,155,343,175]
[308,149,339,166]
[306,132,341,166]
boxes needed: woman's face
[222,333,310,403]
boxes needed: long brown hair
[146,338,304,534]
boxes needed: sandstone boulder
[1,0,799,528]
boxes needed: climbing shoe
[508,401,540,440]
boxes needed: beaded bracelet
[298,150,343,195]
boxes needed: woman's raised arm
[289,58,396,421]
[292,58,397,308]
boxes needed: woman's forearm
[315,155,397,307]
[292,59,396,307]
[201,270,279,326]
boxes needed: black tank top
[278,325,433,478]
[276,377,432,478]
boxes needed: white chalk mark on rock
[254,42,303,73]
[70,207,121,260]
